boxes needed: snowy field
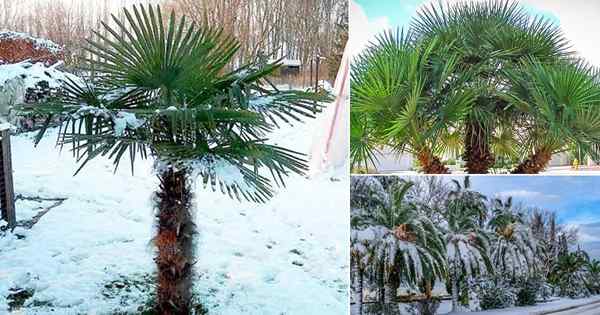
[439,295,600,314]
[0,114,349,314]
[376,167,600,175]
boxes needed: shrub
[472,277,516,310]
[515,276,541,306]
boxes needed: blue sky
[445,176,600,258]
[354,0,559,31]
[463,176,600,224]
[349,0,600,65]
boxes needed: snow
[113,111,145,136]
[0,61,83,90]
[270,58,301,67]
[0,105,349,314]
[187,155,257,194]
[249,95,276,109]
[71,105,111,120]
[439,296,600,314]
[0,122,14,131]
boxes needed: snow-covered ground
[438,296,600,315]
[370,167,600,175]
[0,114,349,314]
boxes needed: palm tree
[488,197,537,277]
[18,5,326,313]
[410,0,571,173]
[350,110,379,172]
[350,30,474,174]
[550,252,589,298]
[352,180,446,303]
[350,233,377,315]
[491,124,519,171]
[445,177,492,312]
[504,60,600,173]
[586,259,600,294]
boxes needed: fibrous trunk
[352,262,364,315]
[384,281,395,304]
[384,268,399,303]
[378,263,385,303]
[424,279,432,299]
[511,148,553,174]
[450,262,460,312]
[155,166,194,314]
[417,149,450,174]
[463,121,494,174]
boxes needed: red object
[0,32,64,66]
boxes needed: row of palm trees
[350,176,599,314]
[351,0,600,174]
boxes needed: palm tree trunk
[425,279,432,299]
[417,148,450,174]
[384,268,399,303]
[378,263,385,304]
[451,263,460,312]
[463,121,494,174]
[384,283,395,304]
[352,262,364,315]
[155,166,194,314]
[511,148,553,174]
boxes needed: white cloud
[348,0,390,56]
[496,190,559,200]
[523,0,600,66]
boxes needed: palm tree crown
[21,4,328,202]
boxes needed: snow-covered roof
[0,31,63,54]
[0,61,83,90]
[270,58,301,67]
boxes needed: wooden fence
[0,128,15,229]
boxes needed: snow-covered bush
[537,281,554,302]
[550,252,591,298]
[472,276,516,310]
[515,275,543,306]
[403,298,441,315]
[0,61,83,131]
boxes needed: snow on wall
[0,61,82,91]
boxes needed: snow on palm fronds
[352,180,446,286]
[446,232,492,280]
[350,176,389,210]
[489,223,537,276]
[445,177,493,280]
[551,251,591,298]
[488,198,538,277]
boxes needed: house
[275,58,302,76]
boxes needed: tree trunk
[155,166,194,314]
[511,148,553,174]
[451,263,460,313]
[425,279,432,299]
[384,282,395,304]
[463,121,494,174]
[378,263,385,304]
[384,268,399,303]
[352,263,364,315]
[417,148,450,174]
